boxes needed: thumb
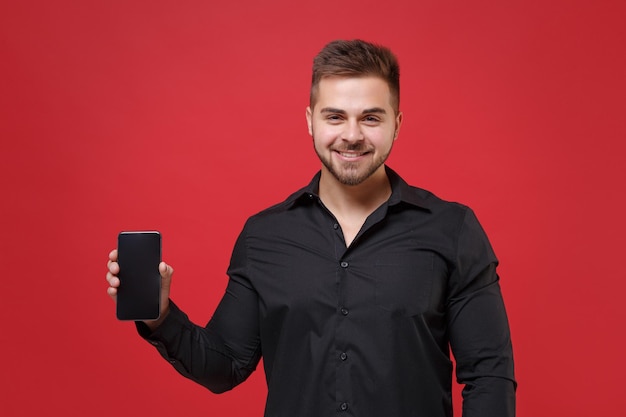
[159,262,174,289]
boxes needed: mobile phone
[116,231,162,321]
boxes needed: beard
[314,141,393,186]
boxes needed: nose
[341,119,364,142]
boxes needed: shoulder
[387,166,469,216]
[241,184,315,234]
[389,169,481,239]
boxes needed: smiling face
[306,76,402,186]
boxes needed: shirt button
[333,223,339,229]
[340,352,348,361]
[340,402,349,411]
[340,307,349,316]
[340,261,349,268]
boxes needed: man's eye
[363,116,380,123]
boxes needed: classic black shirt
[138,166,516,417]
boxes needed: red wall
[2,1,625,416]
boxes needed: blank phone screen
[116,231,161,321]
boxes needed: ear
[306,106,313,136]
[394,111,403,140]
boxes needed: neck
[318,166,391,219]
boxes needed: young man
[106,39,516,416]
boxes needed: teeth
[339,152,362,158]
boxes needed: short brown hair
[310,39,400,112]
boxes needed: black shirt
[139,166,516,417]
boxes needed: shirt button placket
[339,262,350,317]
[338,259,350,413]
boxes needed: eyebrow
[319,107,388,115]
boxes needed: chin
[332,167,378,186]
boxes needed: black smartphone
[116,231,162,321]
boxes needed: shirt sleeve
[446,207,516,417]
[136,228,262,394]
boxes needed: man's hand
[106,249,173,330]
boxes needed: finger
[108,261,119,275]
[106,272,118,301]
[109,249,118,262]
[159,262,174,279]
[159,262,173,294]
[106,272,120,287]
[107,286,118,298]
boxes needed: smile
[336,151,368,159]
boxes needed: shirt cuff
[135,300,188,344]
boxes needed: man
[106,39,516,416]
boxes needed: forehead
[313,76,394,112]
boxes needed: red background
[1,1,625,416]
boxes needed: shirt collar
[284,166,432,212]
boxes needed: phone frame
[116,231,162,321]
